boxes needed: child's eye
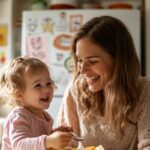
[47,82,52,86]
[34,83,41,88]
[47,81,56,88]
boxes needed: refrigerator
[22,9,140,126]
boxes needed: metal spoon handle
[71,132,84,141]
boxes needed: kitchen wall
[0,0,13,62]
[0,0,150,76]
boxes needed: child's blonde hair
[0,57,55,107]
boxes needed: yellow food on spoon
[85,145,104,150]
[66,145,104,150]
[85,146,96,150]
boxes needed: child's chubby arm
[45,130,73,150]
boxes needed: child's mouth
[40,97,49,102]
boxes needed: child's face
[20,68,54,112]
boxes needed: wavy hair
[71,16,140,138]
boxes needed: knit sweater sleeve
[137,78,150,149]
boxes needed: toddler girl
[0,57,72,150]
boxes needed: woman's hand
[45,131,72,149]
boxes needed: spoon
[70,132,84,141]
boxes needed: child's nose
[42,86,51,92]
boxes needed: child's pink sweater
[2,107,53,150]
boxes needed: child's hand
[45,131,72,149]
[51,125,73,133]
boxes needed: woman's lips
[86,75,100,84]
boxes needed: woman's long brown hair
[71,16,140,138]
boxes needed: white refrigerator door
[22,9,140,126]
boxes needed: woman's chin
[88,85,102,93]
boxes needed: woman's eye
[89,60,98,64]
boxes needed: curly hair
[0,57,55,107]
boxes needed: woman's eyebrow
[76,55,102,60]
[86,56,101,59]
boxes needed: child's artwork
[26,34,49,64]
[69,15,83,32]
[0,48,6,65]
[0,24,7,46]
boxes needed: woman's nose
[79,62,89,74]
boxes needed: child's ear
[13,91,24,106]
[15,91,23,101]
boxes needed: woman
[57,16,150,150]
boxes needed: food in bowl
[65,145,104,150]
[85,145,104,150]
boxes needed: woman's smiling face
[76,37,114,92]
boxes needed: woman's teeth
[87,76,100,83]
